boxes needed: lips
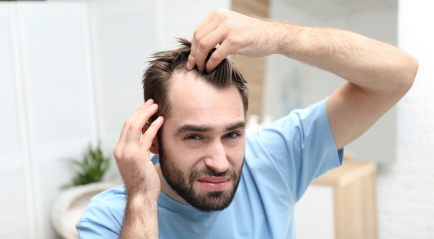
[197,176,231,191]
[197,176,231,183]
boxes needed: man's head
[142,39,248,212]
[143,38,248,122]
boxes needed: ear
[143,123,159,154]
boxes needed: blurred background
[0,0,432,238]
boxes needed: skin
[113,99,162,238]
[187,9,418,150]
[154,71,246,206]
[115,71,246,238]
[115,8,419,238]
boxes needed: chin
[185,181,239,213]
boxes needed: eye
[185,135,202,140]
[225,132,240,139]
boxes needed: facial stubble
[157,130,243,212]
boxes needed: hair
[142,38,249,123]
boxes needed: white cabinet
[296,160,378,239]
[296,185,335,239]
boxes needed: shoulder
[76,185,126,236]
[244,98,342,201]
[243,98,341,176]
[245,98,328,150]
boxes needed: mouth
[197,176,231,191]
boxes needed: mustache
[189,166,238,184]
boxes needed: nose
[204,139,228,173]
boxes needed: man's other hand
[113,99,164,202]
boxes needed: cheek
[164,140,202,172]
[160,126,205,175]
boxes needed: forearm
[271,21,418,93]
[121,195,159,239]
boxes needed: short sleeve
[76,186,126,238]
[76,220,119,239]
[251,98,343,202]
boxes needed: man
[77,9,418,238]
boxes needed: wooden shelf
[312,160,378,239]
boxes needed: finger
[188,11,218,70]
[140,116,164,150]
[190,19,219,71]
[193,24,225,71]
[142,122,150,135]
[205,39,236,72]
[118,99,154,149]
[193,11,217,41]
[124,103,158,147]
[118,99,154,144]
[191,17,218,56]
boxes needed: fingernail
[186,61,192,70]
[150,104,157,109]
[146,99,152,104]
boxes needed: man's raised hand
[113,99,164,202]
[187,8,277,73]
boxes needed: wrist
[127,193,159,209]
[125,183,161,202]
[272,21,307,56]
[122,191,159,239]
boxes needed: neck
[155,163,189,205]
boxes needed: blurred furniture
[296,157,378,239]
[51,182,119,239]
[231,0,270,117]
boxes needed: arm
[121,196,159,238]
[274,24,418,150]
[188,9,418,150]
[113,99,164,239]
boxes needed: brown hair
[142,38,249,123]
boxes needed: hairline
[162,69,248,122]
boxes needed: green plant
[62,142,111,189]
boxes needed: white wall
[377,0,434,238]
[0,4,34,236]
[265,0,398,164]
[1,3,95,238]
[0,1,230,238]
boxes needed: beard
[158,132,243,213]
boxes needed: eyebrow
[174,121,245,136]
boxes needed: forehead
[166,71,244,129]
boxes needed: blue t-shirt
[76,98,344,238]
